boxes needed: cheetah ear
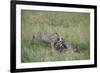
[55,32,58,34]
[61,38,65,42]
[54,32,58,35]
[61,38,64,40]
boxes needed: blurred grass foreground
[21,10,90,63]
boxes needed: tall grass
[21,10,90,62]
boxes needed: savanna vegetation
[21,10,90,62]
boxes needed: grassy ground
[21,10,90,63]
